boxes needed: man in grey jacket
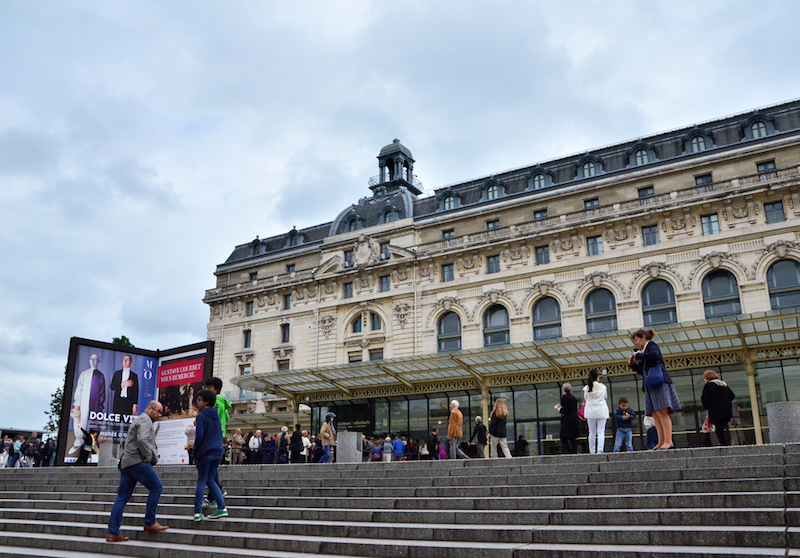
[106,401,168,542]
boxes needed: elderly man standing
[106,401,168,542]
[231,428,245,465]
[448,400,470,459]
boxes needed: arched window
[532,297,561,340]
[443,196,455,210]
[437,311,462,352]
[380,209,398,224]
[635,149,649,166]
[351,316,362,334]
[691,136,706,153]
[641,280,677,326]
[583,161,596,178]
[483,304,510,346]
[585,288,617,333]
[371,312,382,331]
[752,121,767,139]
[486,184,499,200]
[532,174,545,190]
[767,259,800,310]
[701,270,741,318]
[347,219,360,232]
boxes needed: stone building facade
[206,100,800,453]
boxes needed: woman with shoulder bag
[628,328,681,450]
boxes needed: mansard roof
[220,99,800,267]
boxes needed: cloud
[1,1,800,429]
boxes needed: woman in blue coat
[628,329,681,449]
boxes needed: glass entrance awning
[231,309,800,403]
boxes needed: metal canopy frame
[231,309,800,404]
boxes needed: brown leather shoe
[106,534,129,542]
[143,523,169,532]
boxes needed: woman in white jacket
[583,369,609,454]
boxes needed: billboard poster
[154,353,207,465]
[59,338,214,466]
[63,345,157,464]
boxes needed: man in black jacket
[470,416,488,458]
[426,428,440,460]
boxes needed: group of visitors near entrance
[1,433,57,468]
[9,328,728,542]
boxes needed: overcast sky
[2,1,799,431]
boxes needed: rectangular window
[369,348,384,361]
[486,219,500,231]
[348,352,363,363]
[277,360,290,371]
[243,330,251,348]
[487,254,500,274]
[249,272,258,281]
[535,245,549,265]
[758,160,778,181]
[587,235,603,256]
[240,365,251,375]
[584,198,599,209]
[344,250,354,267]
[642,225,659,246]
[343,282,353,299]
[442,229,455,240]
[695,173,713,186]
[286,264,295,273]
[765,201,786,224]
[379,275,390,292]
[638,186,654,198]
[245,301,254,316]
[380,242,390,260]
[280,323,290,344]
[701,213,720,235]
[283,294,291,310]
[534,209,548,221]
[442,263,454,282]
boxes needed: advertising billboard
[59,338,214,466]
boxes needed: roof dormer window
[635,149,649,166]
[691,136,706,153]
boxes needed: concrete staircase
[0,443,798,557]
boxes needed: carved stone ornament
[605,225,636,250]
[392,268,409,283]
[687,251,749,285]
[394,303,411,329]
[569,272,630,307]
[470,289,522,320]
[722,202,758,227]
[788,194,800,216]
[553,236,582,259]
[751,240,800,279]
[501,246,531,266]
[661,214,696,239]
[630,262,689,292]
[354,234,380,266]
[319,314,336,337]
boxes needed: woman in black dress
[557,383,580,454]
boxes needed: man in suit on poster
[110,355,139,458]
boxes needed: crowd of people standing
[1,433,57,468]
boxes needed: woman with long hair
[489,398,512,458]
[557,383,580,454]
[628,328,681,449]
[701,370,735,446]
[582,370,609,454]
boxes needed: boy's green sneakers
[207,508,228,519]
[192,513,202,522]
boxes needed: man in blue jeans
[192,389,228,521]
[613,397,637,452]
[106,401,168,542]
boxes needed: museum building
[206,99,800,454]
